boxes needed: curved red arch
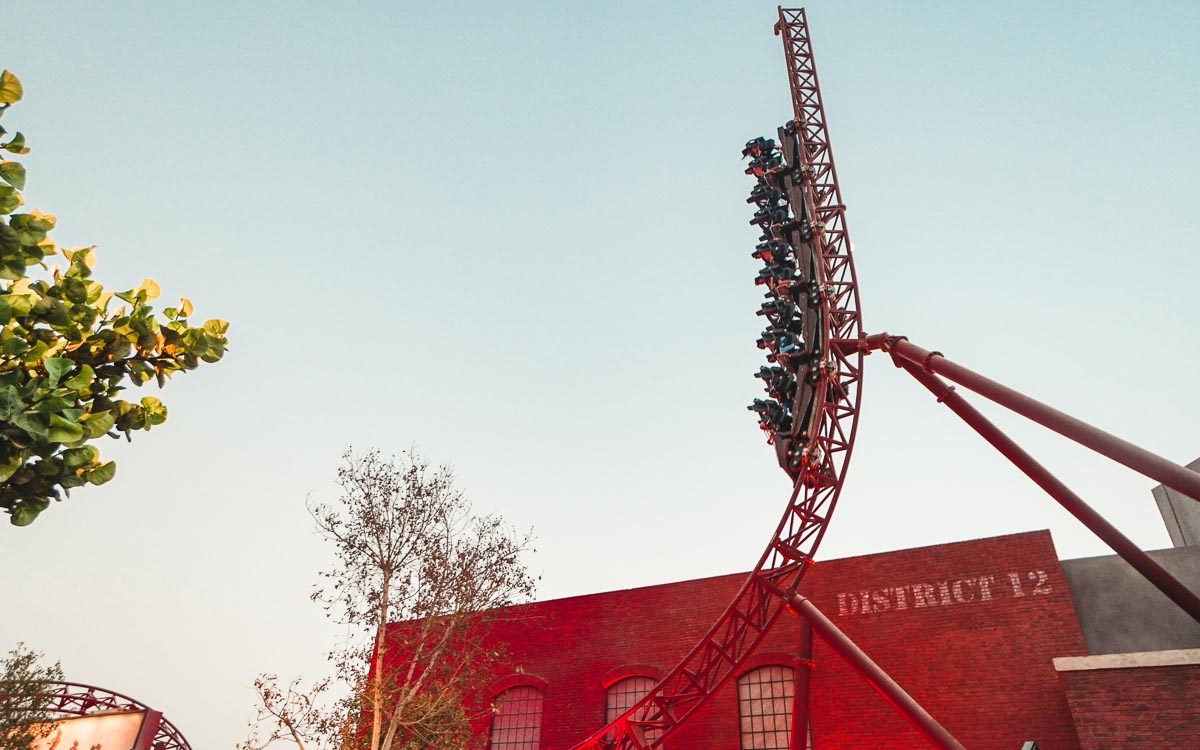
[568,9,863,750]
[489,672,550,695]
[602,665,666,688]
[4,680,191,750]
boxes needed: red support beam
[789,618,813,750]
[863,334,1200,503]
[134,710,165,750]
[785,595,969,750]
[894,357,1200,623]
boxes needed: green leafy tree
[0,70,227,526]
[0,643,64,749]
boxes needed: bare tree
[0,643,64,750]
[247,448,536,750]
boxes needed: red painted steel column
[134,710,164,750]
[896,358,1200,623]
[880,336,1200,503]
[785,595,970,750]
[789,618,813,750]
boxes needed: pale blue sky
[3,2,1199,747]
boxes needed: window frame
[488,681,546,750]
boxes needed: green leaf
[140,396,167,426]
[7,293,32,316]
[61,445,98,469]
[33,394,72,414]
[127,359,153,385]
[2,335,28,356]
[62,276,88,304]
[10,210,56,238]
[2,132,28,155]
[62,364,94,390]
[13,411,48,442]
[10,500,49,527]
[79,409,115,438]
[44,357,72,386]
[114,401,144,432]
[47,413,84,443]
[86,461,116,486]
[0,183,21,214]
[20,340,48,364]
[0,71,22,105]
[203,319,229,337]
[60,471,88,489]
[0,450,24,483]
[0,385,25,420]
[0,161,26,190]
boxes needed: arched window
[489,685,544,750]
[606,675,663,747]
[736,665,796,750]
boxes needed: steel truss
[568,8,863,750]
[4,680,192,750]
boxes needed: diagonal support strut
[892,356,1200,623]
[855,333,1200,502]
[782,594,969,750]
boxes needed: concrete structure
[1152,457,1200,548]
[1061,546,1200,655]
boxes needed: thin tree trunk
[371,572,391,750]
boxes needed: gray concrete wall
[1061,546,1200,654]
[1151,456,1200,547]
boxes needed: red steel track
[568,9,863,749]
[5,680,191,750]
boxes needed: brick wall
[412,530,1089,749]
[1058,653,1200,749]
[803,531,1084,750]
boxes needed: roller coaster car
[749,205,790,228]
[755,266,799,288]
[744,153,783,178]
[746,184,785,206]
[752,241,790,264]
[756,299,795,319]
[742,137,777,158]
[775,331,807,355]
[773,435,804,479]
[755,363,797,393]
[748,397,792,432]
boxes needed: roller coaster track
[568,8,863,749]
[4,680,192,750]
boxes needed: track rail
[567,8,862,749]
[3,680,192,750]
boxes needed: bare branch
[253,447,535,750]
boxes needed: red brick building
[461,523,1200,750]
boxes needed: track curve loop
[3,680,192,750]
[568,9,862,750]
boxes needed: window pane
[606,676,664,747]
[736,666,795,750]
[490,686,543,750]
